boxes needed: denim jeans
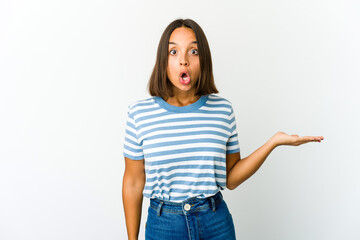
[145,191,236,240]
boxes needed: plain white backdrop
[1,0,359,239]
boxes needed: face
[166,27,200,96]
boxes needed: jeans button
[184,203,191,211]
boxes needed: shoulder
[126,96,155,115]
[207,94,237,117]
[208,93,234,107]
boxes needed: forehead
[169,27,197,45]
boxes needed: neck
[164,90,200,107]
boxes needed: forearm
[227,136,278,190]
[122,178,144,240]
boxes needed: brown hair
[147,18,219,98]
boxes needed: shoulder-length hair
[147,18,219,98]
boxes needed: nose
[180,54,189,66]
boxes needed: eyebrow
[168,41,197,45]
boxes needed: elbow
[123,176,145,191]
[226,182,236,191]
[227,179,245,190]
[122,173,146,192]
[227,186,234,191]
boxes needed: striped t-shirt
[123,93,240,202]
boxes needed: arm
[226,131,324,190]
[226,136,276,190]
[122,157,146,240]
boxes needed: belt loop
[157,201,164,216]
[210,197,216,212]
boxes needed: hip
[145,191,236,240]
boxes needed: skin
[226,132,324,190]
[165,26,201,106]
[163,26,325,189]
[122,26,325,239]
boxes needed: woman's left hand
[271,131,324,147]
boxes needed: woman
[122,18,324,240]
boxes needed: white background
[1,0,359,239]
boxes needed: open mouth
[179,71,190,84]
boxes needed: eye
[169,49,177,55]
[191,49,199,55]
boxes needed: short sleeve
[123,106,144,160]
[226,104,240,154]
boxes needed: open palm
[272,131,324,146]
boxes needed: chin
[178,87,195,93]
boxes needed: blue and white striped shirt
[123,93,240,202]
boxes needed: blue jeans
[145,191,236,240]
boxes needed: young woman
[122,18,324,240]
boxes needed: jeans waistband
[149,191,224,216]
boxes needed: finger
[313,136,324,141]
[311,136,324,140]
[303,136,323,142]
[310,137,323,142]
[302,136,314,142]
